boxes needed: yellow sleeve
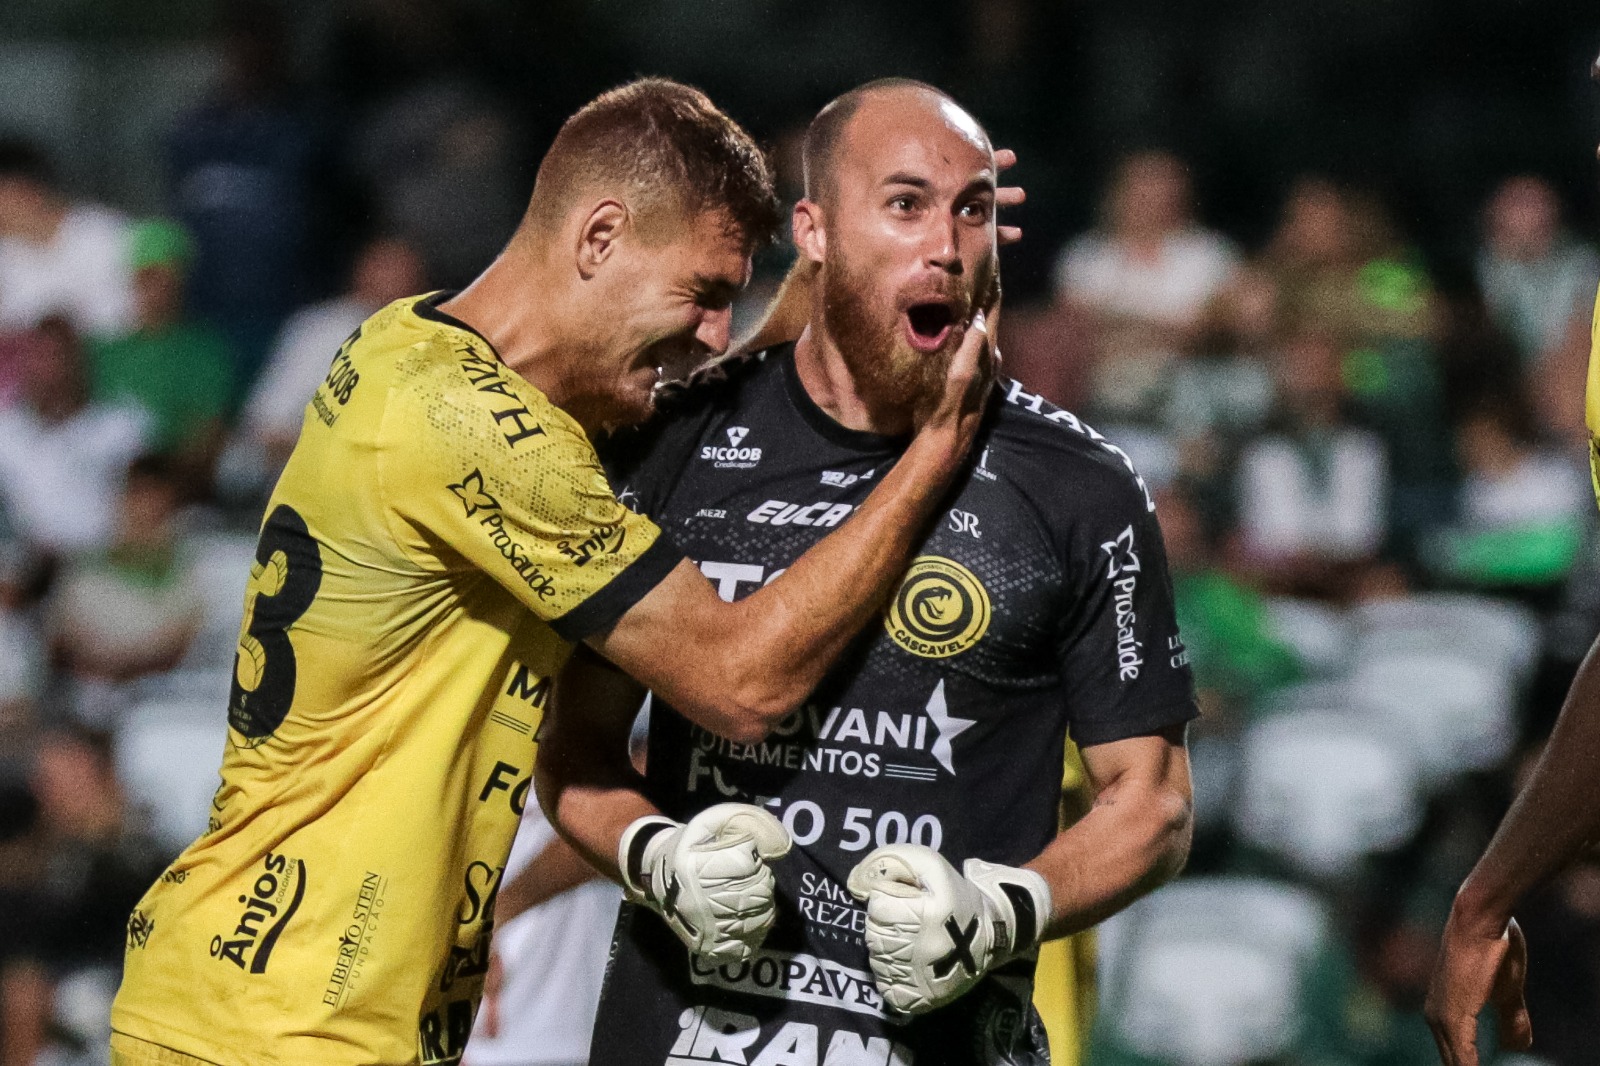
[1587,284,1600,510]
[1033,738,1095,1064]
[383,361,682,641]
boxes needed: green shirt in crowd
[92,322,233,451]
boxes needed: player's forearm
[1024,771,1192,940]
[711,436,964,731]
[535,764,657,885]
[1453,634,1600,933]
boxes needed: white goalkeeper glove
[846,843,1052,1015]
[618,803,792,962]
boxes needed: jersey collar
[778,344,909,455]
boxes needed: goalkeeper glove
[618,803,792,962]
[847,843,1052,1015]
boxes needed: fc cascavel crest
[885,556,991,658]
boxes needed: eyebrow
[883,173,932,190]
[882,172,997,197]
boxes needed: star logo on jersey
[885,556,992,658]
[448,469,501,517]
[925,679,974,774]
[1100,524,1141,579]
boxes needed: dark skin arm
[1425,637,1600,1065]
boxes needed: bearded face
[819,233,994,420]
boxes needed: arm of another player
[1425,217,1600,1066]
[535,647,792,961]
[1425,638,1600,1065]
[588,306,996,743]
[492,834,601,928]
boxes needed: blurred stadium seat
[1234,711,1424,879]
[1097,877,1329,1066]
[114,696,228,853]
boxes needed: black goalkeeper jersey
[591,346,1197,1066]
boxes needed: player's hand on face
[994,148,1025,246]
[619,803,793,962]
[846,844,1050,1016]
[912,295,1000,470]
[1424,914,1531,1066]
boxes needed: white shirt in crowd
[244,296,375,442]
[1461,452,1590,529]
[463,805,621,1066]
[1054,227,1241,328]
[0,204,135,338]
[1238,429,1389,562]
[0,402,150,554]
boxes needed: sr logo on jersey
[885,556,991,659]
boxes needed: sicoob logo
[700,425,763,469]
[884,557,991,659]
[211,851,306,973]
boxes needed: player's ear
[576,200,629,279]
[793,200,825,266]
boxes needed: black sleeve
[596,407,710,523]
[1055,471,1199,747]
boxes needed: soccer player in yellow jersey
[110,79,997,1066]
[1425,63,1600,1062]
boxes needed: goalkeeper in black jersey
[536,80,1197,1066]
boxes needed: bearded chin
[820,253,952,420]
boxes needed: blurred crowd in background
[1,2,1600,1065]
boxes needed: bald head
[802,79,991,207]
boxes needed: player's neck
[793,321,913,437]
[440,253,572,398]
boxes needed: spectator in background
[1264,176,1436,346]
[1477,175,1599,371]
[91,220,233,483]
[46,455,202,729]
[1237,331,1389,594]
[1053,149,1240,420]
[0,783,46,1066]
[243,235,426,472]
[354,83,524,288]
[1425,395,1590,591]
[1264,177,1453,549]
[0,317,150,559]
[168,0,326,380]
[1163,485,1301,716]
[12,728,168,1066]
[0,139,135,340]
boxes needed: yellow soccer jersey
[1587,283,1600,507]
[112,293,680,1066]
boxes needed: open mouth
[904,302,957,353]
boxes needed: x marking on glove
[663,874,697,935]
[933,916,980,978]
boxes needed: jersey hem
[550,533,682,641]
